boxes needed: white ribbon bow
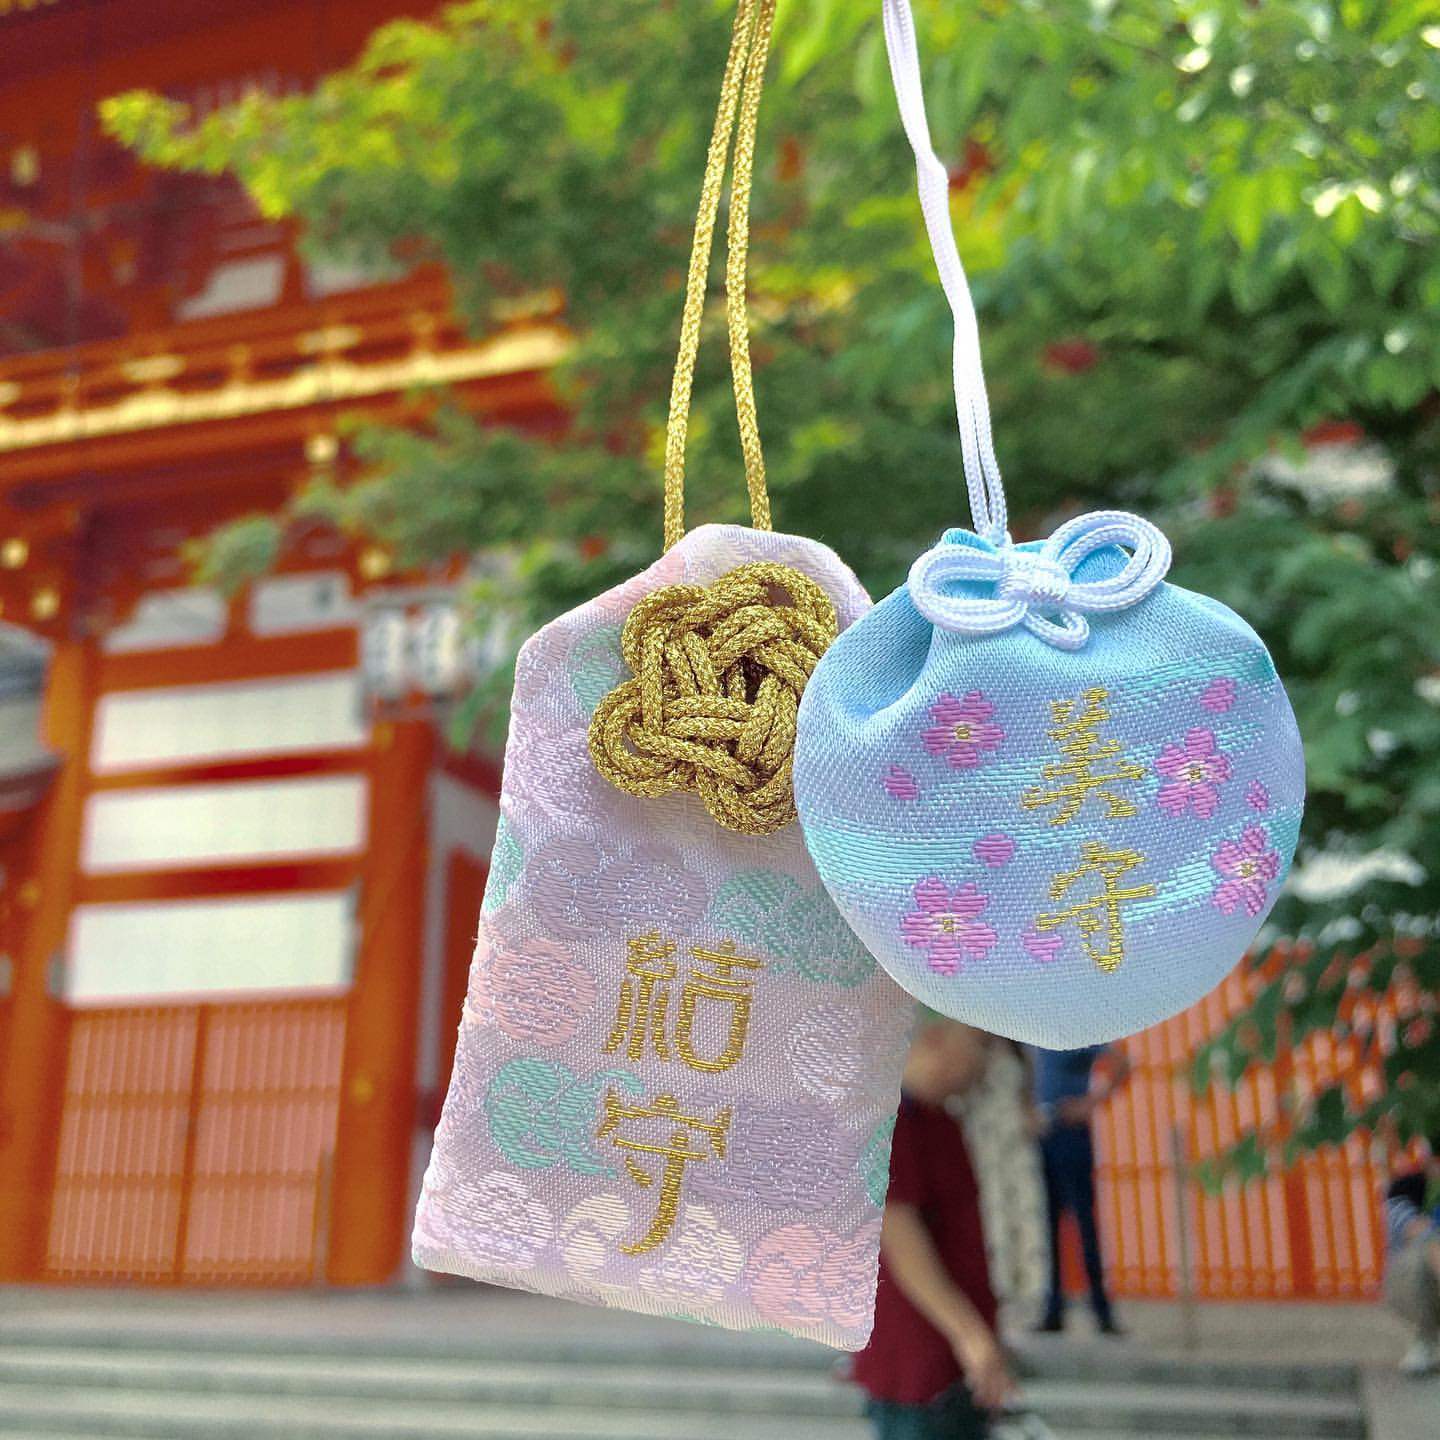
[907,510,1173,651]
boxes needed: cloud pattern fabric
[415,525,912,1350]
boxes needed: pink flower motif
[883,764,919,801]
[1023,929,1065,964]
[972,832,1016,868]
[1156,728,1232,818]
[921,691,1004,770]
[1210,825,1281,917]
[900,878,998,976]
[1200,677,1238,713]
[467,924,598,1047]
[745,1221,881,1338]
[1247,779,1271,813]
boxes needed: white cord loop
[881,0,1006,545]
[907,510,1173,651]
[883,0,1173,646]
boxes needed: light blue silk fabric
[794,528,1305,1048]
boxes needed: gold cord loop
[662,0,776,550]
[589,563,838,835]
[594,3,828,835]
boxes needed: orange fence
[38,975,1393,1297]
[44,998,346,1285]
[1096,963,1387,1301]
[20,959,1393,1296]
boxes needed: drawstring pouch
[415,0,909,1349]
[793,0,1305,1048]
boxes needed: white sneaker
[1399,1340,1439,1377]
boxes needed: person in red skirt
[851,1016,1017,1439]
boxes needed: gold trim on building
[0,327,568,454]
[119,355,186,386]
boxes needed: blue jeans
[866,1383,989,1439]
[1040,1121,1112,1326]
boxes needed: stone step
[1008,1341,1359,1398]
[0,1387,870,1440]
[0,1365,1366,1440]
[1019,1380,1365,1439]
[0,1430,1296,1440]
[0,1323,829,1373]
[0,1430,1305,1440]
[0,1381,1365,1440]
[0,1350,855,1417]
[0,1321,1361,1399]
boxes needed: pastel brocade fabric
[794,529,1305,1049]
[415,524,912,1350]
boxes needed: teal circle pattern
[481,816,523,915]
[569,625,626,718]
[709,869,876,989]
[860,1114,897,1208]
[484,1058,643,1175]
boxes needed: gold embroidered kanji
[604,932,764,1073]
[598,930,765,1252]
[604,934,680,1062]
[1032,841,1157,974]
[1023,687,1154,975]
[675,941,765,1072]
[596,1091,734,1255]
[1021,687,1145,826]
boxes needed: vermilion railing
[1095,962,1388,1301]
[47,975,1393,1297]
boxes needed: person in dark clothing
[1028,1042,1131,1336]
[852,1018,1015,1440]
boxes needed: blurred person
[1029,1043,1131,1336]
[955,1036,1047,1321]
[1383,1139,1440,1378]
[852,1015,1016,1439]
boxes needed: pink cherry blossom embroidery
[900,878,998,976]
[1210,825,1281,917]
[972,833,1016,868]
[921,691,1004,770]
[1200,677,1237,713]
[1247,779,1271,813]
[883,764,919,801]
[1155,728,1232,818]
[1022,929,1064,964]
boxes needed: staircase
[0,1297,1368,1440]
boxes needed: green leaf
[1221,172,1268,252]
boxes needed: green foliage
[105,0,1440,1166]
[184,513,280,592]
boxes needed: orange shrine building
[0,0,1390,1297]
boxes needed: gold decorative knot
[589,562,838,836]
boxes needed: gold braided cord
[589,563,838,836]
[599,3,824,836]
[661,0,752,548]
[662,0,776,551]
[725,0,776,537]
